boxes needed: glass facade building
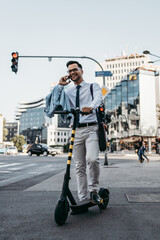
[17,98,70,145]
[19,107,45,133]
[105,74,139,114]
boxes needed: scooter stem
[60,111,77,198]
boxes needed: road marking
[0,167,57,187]
[7,164,36,171]
[0,163,21,168]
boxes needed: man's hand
[59,75,71,86]
[81,107,93,115]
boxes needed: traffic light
[11,52,19,73]
[98,103,105,122]
[106,115,111,123]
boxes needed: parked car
[6,146,18,155]
[0,147,7,154]
[27,143,57,156]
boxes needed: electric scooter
[54,109,109,225]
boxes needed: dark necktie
[75,85,81,127]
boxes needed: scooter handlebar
[53,108,92,115]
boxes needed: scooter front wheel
[54,198,69,225]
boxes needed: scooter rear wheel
[54,198,69,225]
[99,188,109,210]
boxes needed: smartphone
[66,75,71,82]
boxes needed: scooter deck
[70,199,99,215]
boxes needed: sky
[0,0,160,122]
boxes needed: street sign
[101,85,110,98]
[95,71,112,77]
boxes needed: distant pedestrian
[135,137,143,162]
[138,141,149,163]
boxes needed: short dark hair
[66,61,82,69]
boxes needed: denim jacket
[44,85,72,120]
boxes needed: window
[111,89,116,109]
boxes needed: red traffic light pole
[15,54,106,85]
[11,52,108,165]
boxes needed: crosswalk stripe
[0,163,21,168]
[7,164,36,171]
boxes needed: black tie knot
[76,85,81,90]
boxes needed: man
[58,60,103,204]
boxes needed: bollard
[104,151,108,165]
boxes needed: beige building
[0,114,3,143]
[96,53,150,89]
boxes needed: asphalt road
[0,153,160,240]
[0,154,66,189]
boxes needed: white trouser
[73,125,100,201]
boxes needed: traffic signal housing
[98,103,105,123]
[11,52,19,73]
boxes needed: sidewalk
[1,154,160,240]
[100,150,160,160]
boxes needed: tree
[11,135,26,152]
[3,118,8,141]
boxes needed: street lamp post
[148,59,160,64]
[143,50,160,59]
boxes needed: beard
[71,75,81,82]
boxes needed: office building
[104,65,160,151]
[96,53,149,89]
[16,98,70,145]
[5,122,18,141]
[0,114,3,143]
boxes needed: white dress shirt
[59,80,103,124]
